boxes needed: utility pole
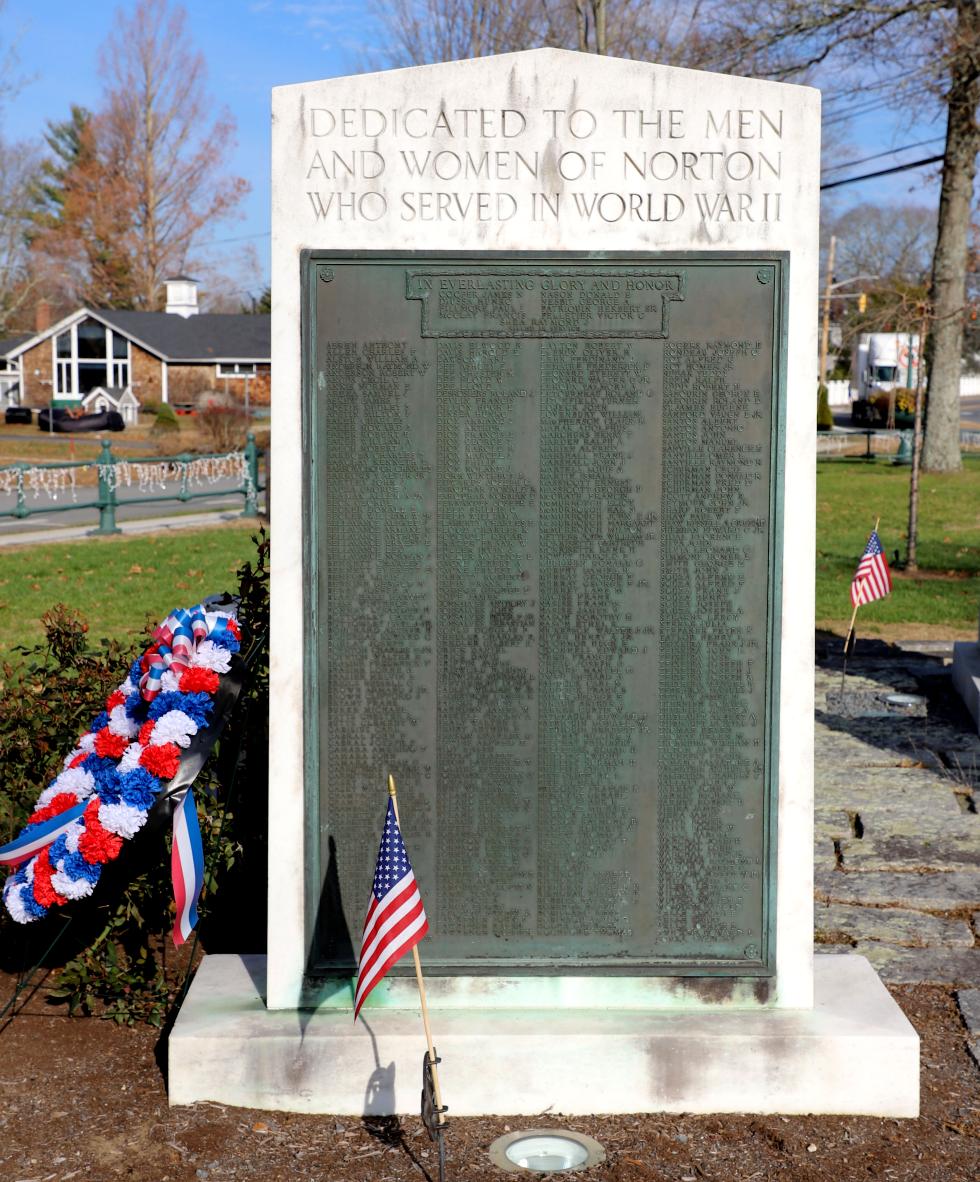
[818,234,837,386]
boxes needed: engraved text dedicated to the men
[311,256,781,974]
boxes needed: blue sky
[3,1,947,301]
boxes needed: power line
[820,153,945,191]
[197,230,271,248]
[821,136,945,176]
[822,83,935,127]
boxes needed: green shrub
[152,402,180,434]
[0,532,270,1024]
[817,384,834,432]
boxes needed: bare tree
[369,1,715,70]
[31,0,248,310]
[714,0,979,473]
[830,204,936,288]
[0,142,40,333]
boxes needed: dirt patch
[0,976,976,1181]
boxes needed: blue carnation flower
[129,657,144,685]
[83,756,122,803]
[89,710,109,732]
[48,834,69,863]
[118,767,159,810]
[62,850,101,885]
[211,631,240,653]
[21,888,48,918]
[147,690,212,727]
[125,691,147,721]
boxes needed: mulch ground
[0,975,977,1182]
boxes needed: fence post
[13,464,28,518]
[91,438,121,536]
[242,432,259,517]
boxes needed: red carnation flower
[69,752,87,769]
[227,618,241,639]
[32,848,67,908]
[138,720,156,747]
[78,800,123,864]
[139,742,181,781]
[28,792,81,826]
[106,689,126,712]
[179,666,219,694]
[94,728,129,760]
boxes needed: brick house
[0,279,270,413]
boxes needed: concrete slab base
[952,641,980,733]
[168,954,919,1117]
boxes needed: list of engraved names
[312,257,779,970]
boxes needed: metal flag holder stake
[422,1047,448,1182]
[388,774,449,1182]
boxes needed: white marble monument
[169,48,919,1117]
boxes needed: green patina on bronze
[301,252,786,977]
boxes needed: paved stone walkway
[814,637,980,1032]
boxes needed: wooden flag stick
[388,774,446,1127]
[841,516,880,692]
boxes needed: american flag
[354,798,429,1019]
[850,530,892,607]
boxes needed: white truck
[850,332,920,424]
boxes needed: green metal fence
[0,434,263,535]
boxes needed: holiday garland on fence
[0,602,242,945]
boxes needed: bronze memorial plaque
[303,253,785,976]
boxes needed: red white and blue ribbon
[2,601,241,945]
[0,800,89,868]
[171,787,205,946]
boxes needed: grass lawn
[816,455,980,638]
[0,525,260,657]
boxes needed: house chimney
[165,276,200,317]
[35,300,51,333]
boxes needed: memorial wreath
[1,602,242,944]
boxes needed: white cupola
[165,275,200,317]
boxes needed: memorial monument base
[169,953,918,1117]
[952,640,980,734]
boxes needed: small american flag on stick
[850,529,892,607]
[354,796,429,1019]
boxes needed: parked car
[4,406,32,425]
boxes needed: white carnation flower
[3,881,33,923]
[78,732,96,753]
[62,748,84,770]
[118,742,144,773]
[190,640,232,673]
[37,767,95,807]
[98,802,147,839]
[64,823,82,853]
[108,704,139,738]
[160,668,182,693]
[50,866,95,900]
[120,676,136,696]
[151,709,198,748]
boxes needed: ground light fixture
[488,1129,606,1173]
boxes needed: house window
[216,362,257,377]
[52,318,131,396]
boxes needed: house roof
[0,310,270,364]
[0,332,31,358]
[97,311,270,362]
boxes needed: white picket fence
[826,376,980,406]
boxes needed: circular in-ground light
[488,1129,606,1173]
